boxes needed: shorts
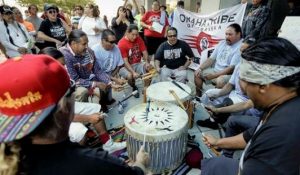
[119,62,146,78]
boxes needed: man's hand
[156,67,161,73]
[87,113,103,124]
[133,72,140,79]
[135,146,150,166]
[17,47,27,54]
[96,82,110,91]
[202,134,219,149]
[114,78,127,85]
[144,63,153,71]
[178,66,187,71]
[204,73,217,80]
[147,25,154,31]
[111,83,123,91]
[204,105,219,117]
[194,68,202,77]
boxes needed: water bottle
[118,104,124,114]
[122,94,128,108]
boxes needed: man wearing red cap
[0,54,149,175]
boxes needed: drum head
[146,81,191,103]
[124,101,188,140]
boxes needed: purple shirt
[60,44,111,88]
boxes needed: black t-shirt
[38,18,67,49]
[111,17,134,43]
[155,40,194,69]
[20,140,144,175]
[242,96,300,175]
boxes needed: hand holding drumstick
[202,134,221,156]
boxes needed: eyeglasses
[167,34,177,38]
[48,10,57,14]
[106,40,116,44]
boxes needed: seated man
[92,29,127,100]
[200,37,300,175]
[197,64,261,129]
[0,54,149,175]
[203,99,261,158]
[39,47,126,153]
[154,27,193,83]
[118,24,153,98]
[194,23,242,96]
[60,30,112,112]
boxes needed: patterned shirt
[60,44,110,88]
[242,5,270,41]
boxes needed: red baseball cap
[0,54,70,142]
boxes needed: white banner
[173,4,246,61]
[279,17,300,50]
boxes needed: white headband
[239,59,300,85]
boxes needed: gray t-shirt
[26,16,43,31]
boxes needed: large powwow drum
[146,81,194,128]
[124,102,188,174]
[146,81,191,104]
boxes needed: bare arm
[215,65,235,76]
[204,133,247,150]
[132,0,140,14]
[155,59,160,71]
[140,21,151,30]
[182,58,191,69]
[215,100,254,114]
[209,83,233,98]
[123,0,129,6]
[37,31,60,43]
[61,18,71,34]
[199,57,215,70]
[142,50,150,63]
[123,57,136,74]
[73,113,103,124]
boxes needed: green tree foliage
[17,0,94,14]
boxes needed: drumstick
[108,90,138,111]
[141,74,156,80]
[196,124,221,157]
[169,90,186,110]
[171,80,201,101]
[143,99,151,146]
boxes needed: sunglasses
[48,10,57,14]
[167,34,177,38]
[106,40,116,44]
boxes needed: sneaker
[102,138,127,154]
[196,119,219,129]
[132,86,140,98]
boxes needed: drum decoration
[124,101,189,174]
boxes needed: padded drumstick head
[118,104,124,114]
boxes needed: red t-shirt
[142,10,169,38]
[118,36,146,65]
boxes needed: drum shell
[124,102,189,174]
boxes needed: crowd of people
[0,0,299,175]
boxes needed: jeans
[222,115,260,158]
